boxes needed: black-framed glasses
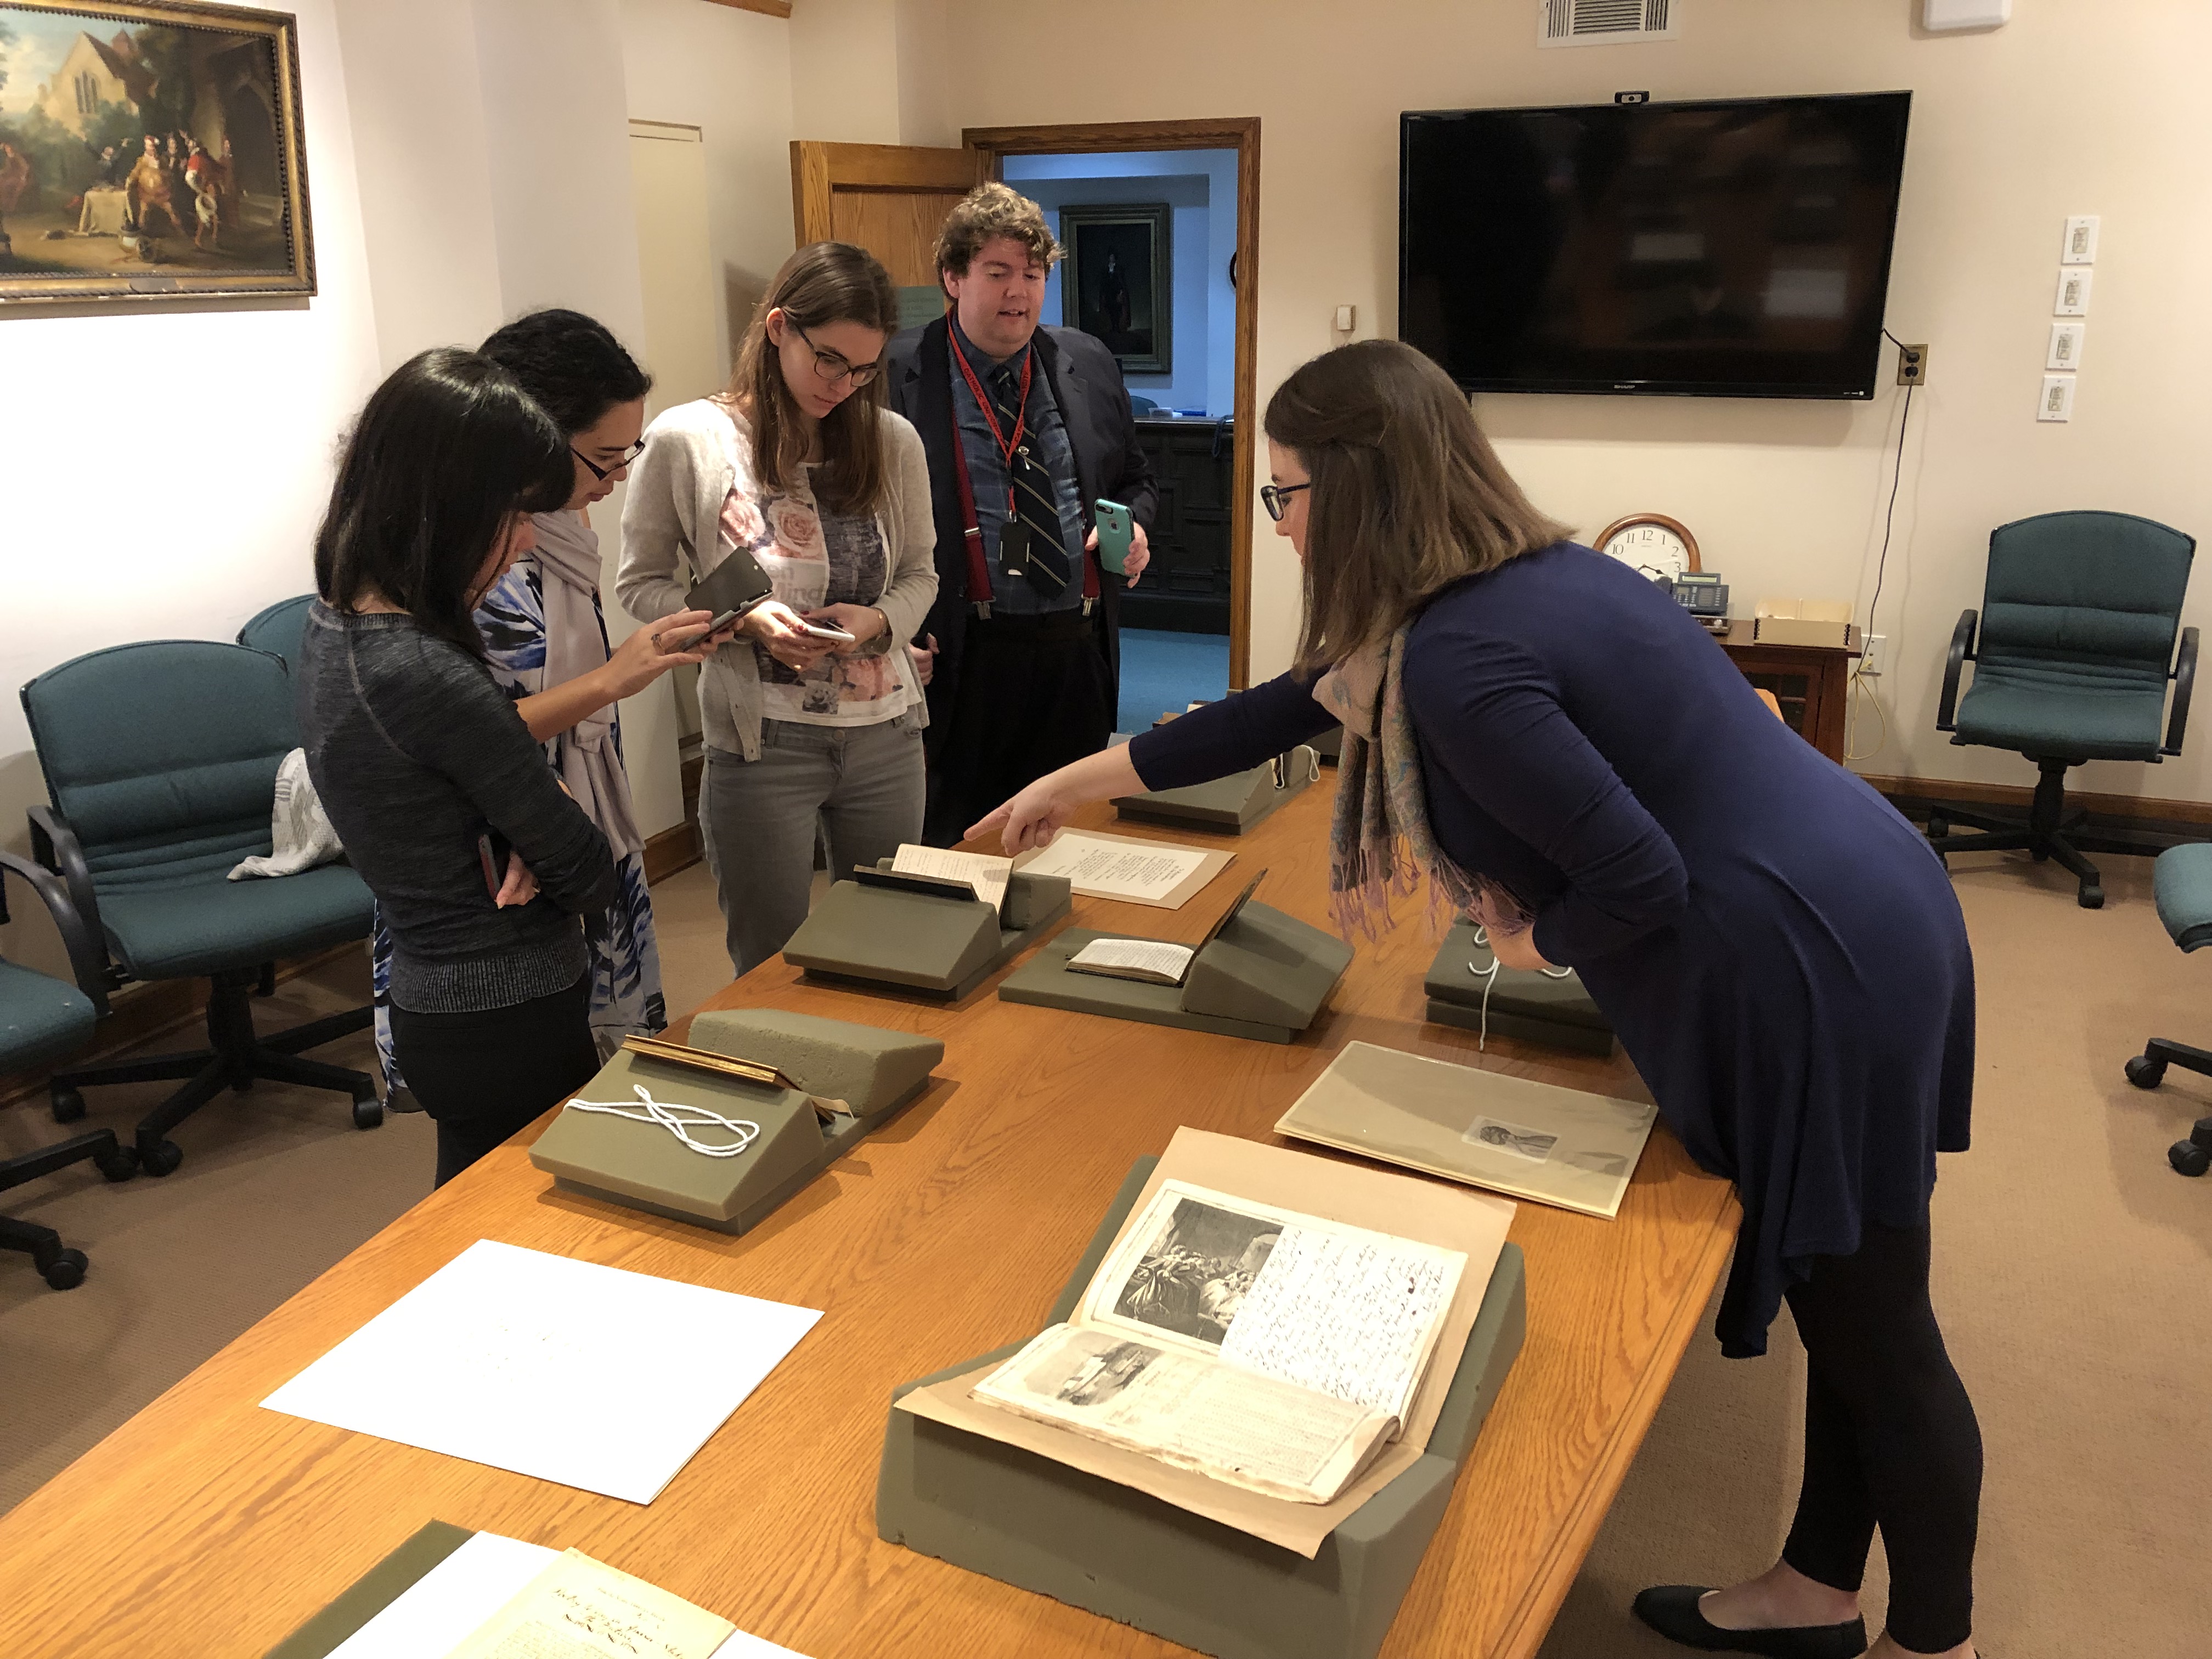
[793,322,884,389]
[572,438,646,482]
[1259,482,1311,522]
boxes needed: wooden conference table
[0,787,1739,1659]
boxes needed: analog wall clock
[1595,514,1701,584]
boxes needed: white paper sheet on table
[326,1532,812,1659]
[261,1239,821,1503]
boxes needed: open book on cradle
[970,1175,1465,1504]
[1064,869,1268,987]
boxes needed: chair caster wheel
[2126,1054,2166,1089]
[136,1138,183,1178]
[2170,1139,2212,1177]
[2193,1116,2212,1151]
[36,1245,89,1290]
[50,1085,86,1124]
[2079,884,2104,909]
[352,1097,385,1131]
[94,1144,138,1182]
[1926,816,1949,839]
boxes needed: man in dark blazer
[887,182,1159,845]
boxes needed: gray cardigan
[616,398,939,761]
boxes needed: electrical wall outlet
[2038,375,2077,422]
[1861,634,1886,676]
[2061,215,2100,264]
[1895,343,1929,386]
[2047,323,2085,371]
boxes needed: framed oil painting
[0,1,312,308]
[1059,202,1170,375]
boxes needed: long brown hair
[1266,340,1570,672]
[726,241,898,515]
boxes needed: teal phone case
[1094,499,1133,574]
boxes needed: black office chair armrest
[1936,608,1977,733]
[27,804,108,968]
[0,847,112,1016]
[2164,626,2198,757]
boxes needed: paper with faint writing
[1013,830,1233,909]
[1080,1180,1464,1425]
[445,1549,733,1659]
[892,843,1009,913]
[261,1240,821,1503]
[972,1324,1392,1503]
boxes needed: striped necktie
[991,359,1071,594]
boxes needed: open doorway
[997,147,1237,735]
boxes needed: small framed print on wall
[0,1,314,309]
[1059,202,1172,376]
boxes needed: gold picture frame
[0,0,313,308]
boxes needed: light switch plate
[2053,267,2093,316]
[1923,0,2011,27]
[2038,375,2077,422]
[2046,323,2085,371]
[1334,304,1356,332]
[2061,215,2100,264]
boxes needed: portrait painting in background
[0,1,312,307]
[1059,202,1171,375]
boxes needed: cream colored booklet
[444,1548,732,1658]
[891,843,1009,914]
[1012,828,1234,909]
[1277,1040,1657,1220]
[971,1178,1465,1503]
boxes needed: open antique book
[971,1178,1466,1503]
[1064,870,1268,987]
[859,843,1012,915]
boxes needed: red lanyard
[947,330,1031,518]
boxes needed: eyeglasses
[1259,482,1312,522]
[572,438,646,482]
[793,323,884,389]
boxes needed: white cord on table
[1467,925,1574,1052]
[566,1084,761,1158]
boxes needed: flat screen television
[1400,91,1912,399]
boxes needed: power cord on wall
[1846,329,1917,763]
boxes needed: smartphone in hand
[476,830,511,900]
[1094,499,1134,574]
[797,620,857,644]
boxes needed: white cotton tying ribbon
[1468,924,1573,1052]
[567,1084,761,1158]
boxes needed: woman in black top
[299,349,637,1185]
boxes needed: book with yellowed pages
[1276,1040,1657,1221]
[445,1549,732,1659]
[1012,828,1234,910]
[893,1128,1513,1556]
[885,843,1010,915]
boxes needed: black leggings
[388,976,600,1187]
[1781,1220,1982,1654]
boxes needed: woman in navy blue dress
[973,341,1980,1659]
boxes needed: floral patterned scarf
[1312,628,1531,942]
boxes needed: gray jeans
[699,715,926,977]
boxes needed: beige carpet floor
[4,852,2209,1658]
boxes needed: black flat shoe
[1632,1585,1869,1658]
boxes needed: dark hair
[727,241,899,515]
[1265,340,1572,671]
[477,308,652,436]
[313,348,571,658]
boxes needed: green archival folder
[262,1520,475,1658]
[1423,918,1616,1057]
[876,1161,1528,1659]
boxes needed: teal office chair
[238,592,317,668]
[1,850,136,1286]
[2124,843,2212,1177]
[21,641,381,1177]
[1926,510,2198,909]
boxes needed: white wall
[1003,148,1238,416]
[620,0,797,381]
[0,0,383,981]
[918,0,2212,803]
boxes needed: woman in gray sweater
[619,241,939,976]
[300,349,637,1186]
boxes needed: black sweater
[297,602,617,1014]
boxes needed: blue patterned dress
[371,559,667,1098]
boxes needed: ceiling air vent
[1539,0,1678,47]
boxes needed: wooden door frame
[962,118,1260,689]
